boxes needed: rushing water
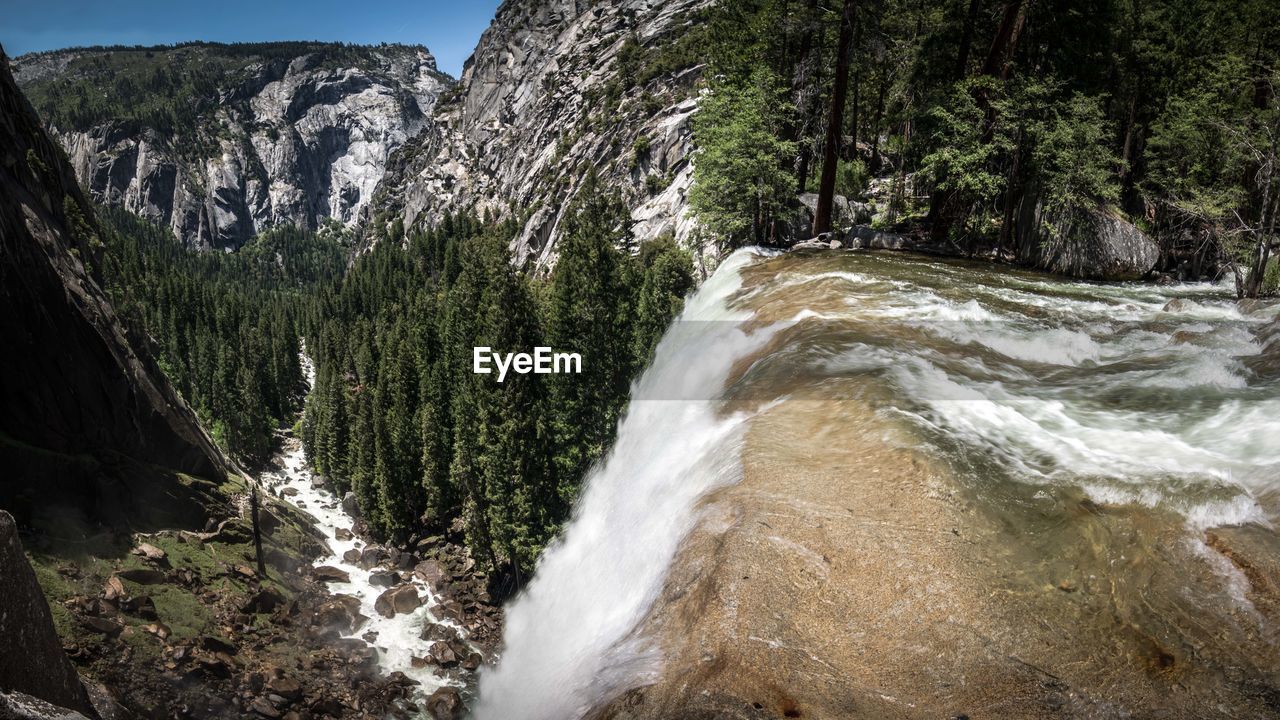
[473,250,789,719]
[262,353,472,699]
[475,248,1280,719]
[750,251,1280,528]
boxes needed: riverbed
[260,355,477,709]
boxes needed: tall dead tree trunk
[250,480,267,576]
[813,0,858,236]
[954,0,982,80]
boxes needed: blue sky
[0,0,503,77]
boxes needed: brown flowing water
[479,249,1280,720]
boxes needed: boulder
[311,566,350,584]
[792,193,864,240]
[265,676,302,701]
[357,546,389,570]
[789,238,833,252]
[341,492,361,518]
[342,549,361,564]
[420,623,461,643]
[242,587,286,614]
[368,570,400,588]
[248,696,281,718]
[77,616,123,637]
[131,542,167,561]
[200,635,238,656]
[845,225,919,250]
[328,638,377,670]
[1017,204,1159,281]
[120,594,158,620]
[0,512,98,717]
[101,576,127,603]
[313,595,367,635]
[426,641,459,667]
[333,527,353,541]
[413,559,445,586]
[210,520,254,544]
[0,689,93,720]
[392,549,418,571]
[374,585,422,619]
[425,687,464,720]
[434,599,464,623]
[1246,316,1280,379]
[115,568,167,585]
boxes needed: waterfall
[472,247,1280,719]
[472,249,782,720]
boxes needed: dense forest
[687,0,1279,296]
[98,208,347,464]
[300,174,694,588]
[92,167,692,589]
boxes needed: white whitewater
[794,254,1280,528]
[473,249,784,720]
[261,352,470,696]
[473,248,1280,719]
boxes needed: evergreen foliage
[98,208,345,465]
[686,0,1279,293]
[689,69,797,246]
[299,200,694,583]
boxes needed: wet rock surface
[590,257,1280,719]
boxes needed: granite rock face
[368,0,713,272]
[12,43,448,249]
[0,49,226,532]
[0,512,96,718]
[1017,196,1161,281]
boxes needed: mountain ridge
[366,0,713,272]
[12,41,450,249]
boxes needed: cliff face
[368,0,712,271]
[0,512,97,719]
[13,43,449,249]
[0,48,227,533]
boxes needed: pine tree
[545,173,638,512]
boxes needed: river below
[260,355,482,713]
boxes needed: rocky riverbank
[263,435,504,717]
[22,432,502,720]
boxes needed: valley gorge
[2,0,1280,719]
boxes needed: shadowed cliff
[0,44,228,539]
